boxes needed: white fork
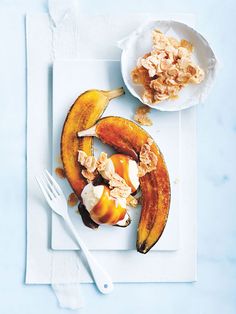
[36,170,114,294]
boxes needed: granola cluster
[131,29,205,104]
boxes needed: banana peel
[78,116,171,254]
[61,88,124,198]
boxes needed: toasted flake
[141,58,157,77]
[176,72,191,84]
[81,169,96,182]
[78,150,97,181]
[167,67,178,77]
[134,104,153,126]
[150,80,166,93]
[110,186,131,199]
[168,36,180,48]
[127,195,138,207]
[180,39,193,52]
[84,156,97,173]
[154,93,169,102]
[138,138,158,177]
[189,66,205,83]
[143,89,154,104]
[147,138,153,146]
[160,59,172,71]
[97,152,108,171]
[109,172,127,188]
[177,47,191,58]
[108,172,132,198]
[78,150,87,166]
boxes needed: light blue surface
[0,0,235,313]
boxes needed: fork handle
[64,216,114,294]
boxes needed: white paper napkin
[27,0,84,308]
[26,1,197,309]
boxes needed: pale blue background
[0,0,236,313]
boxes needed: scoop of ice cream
[81,183,130,226]
[100,154,140,192]
[81,182,104,213]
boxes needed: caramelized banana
[61,88,124,198]
[78,116,171,254]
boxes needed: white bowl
[120,20,218,111]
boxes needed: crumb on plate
[134,104,153,126]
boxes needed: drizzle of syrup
[55,167,66,179]
[78,202,99,229]
[67,192,79,207]
[91,186,126,225]
[92,174,106,186]
[111,154,136,192]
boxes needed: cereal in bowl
[131,29,205,105]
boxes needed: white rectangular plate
[52,59,180,251]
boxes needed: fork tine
[45,169,62,195]
[42,172,58,197]
[40,175,54,200]
[36,176,52,203]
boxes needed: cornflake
[78,150,98,182]
[134,104,153,126]
[126,195,138,208]
[131,29,205,105]
[97,152,108,172]
[109,172,132,199]
[138,138,158,177]
[81,169,97,182]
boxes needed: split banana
[61,88,124,198]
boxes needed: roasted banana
[61,88,124,198]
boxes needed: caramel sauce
[90,186,126,225]
[111,154,136,192]
[78,202,99,229]
[55,167,66,179]
[92,174,106,186]
[67,193,79,207]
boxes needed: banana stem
[104,87,125,100]
[78,125,97,138]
